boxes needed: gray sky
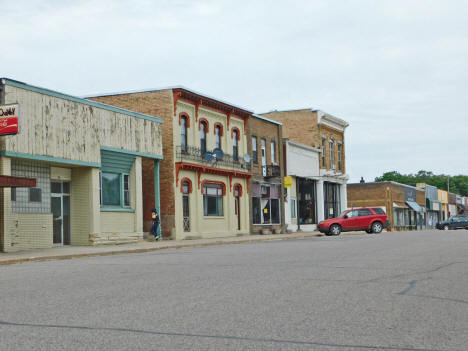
[2,0,467,182]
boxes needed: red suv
[318,207,389,236]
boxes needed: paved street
[1,230,468,351]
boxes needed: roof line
[252,114,282,125]
[1,78,163,124]
[83,84,253,114]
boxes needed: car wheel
[371,222,383,234]
[443,225,449,231]
[329,224,341,236]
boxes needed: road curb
[0,232,323,266]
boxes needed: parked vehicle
[318,207,389,236]
[436,215,468,230]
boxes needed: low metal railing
[263,165,281,177]
[176,145,251,171]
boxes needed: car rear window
[372,208,386,215]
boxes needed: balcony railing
[176,145,251,172]
[262,165,281,178]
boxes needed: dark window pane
[253,197,261,224]
[262,199,271,224]
[123,174,130,206]
[11,188,16,201]
[372,208,385,214]
[63,182,70,194]
[102,172,120,206]
[29,188,42,202]
[271,199,280,224]
[51,182,61,193]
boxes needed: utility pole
[447,177,450,192]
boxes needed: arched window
[181,116,187,152]
[215,125,221,149]
[200,121,207,155]
[233,130,238,161]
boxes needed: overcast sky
[2,0,467,182]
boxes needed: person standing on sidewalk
[150,208,160,240]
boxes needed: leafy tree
[374,170,468,196]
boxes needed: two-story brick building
[247,114,284,234]
[0,78,163,252]
[89,87,252,240]
[260,109,349,229]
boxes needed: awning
[427,199,441,211]
[457,203,467,210]
[393,202,408,208]
[406,201,424,212]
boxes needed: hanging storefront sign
[284,176,292,188]
[0,104,20,135]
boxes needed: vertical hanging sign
[0,103,20,135]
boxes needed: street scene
[1,230,468,351]
[2,1,467,351]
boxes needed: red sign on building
[0,104,20,135]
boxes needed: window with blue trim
[101,172,131,207]
[100,149,135,209]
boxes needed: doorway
[234,186,241,230]
[51,181,71,245]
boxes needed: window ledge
[203,216,225,219]
[100,207,135,213]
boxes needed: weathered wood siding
[3,85,162,162]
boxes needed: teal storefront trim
[100,207,135,213]
[100,146,163,160]
[0,150,101,168]
[101,149,136,174]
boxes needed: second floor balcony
[176,145,251,172]
[262,164,281,178]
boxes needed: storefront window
[298,178,316,224]
[203,183,223,216]
[252,183,281,225]
[102,172,120,206]
[290,199,296,218]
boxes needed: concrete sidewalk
[0,231,328,266]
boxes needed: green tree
[374,170,468,196]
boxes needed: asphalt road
[1,230,468,351]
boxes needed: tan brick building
[347,181,426,231]
[260,109,349,230]
[89,87,252,240]
[247,114,284,234]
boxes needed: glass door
[51,195,63,244]
[51,181,71,245]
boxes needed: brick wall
[247,116,285,233]
[260,110,320,148]
[318,123,345,173]
[89,90,176,238]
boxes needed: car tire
[443,225,449,231]
[371,222,383,234]
[329,224,341,236]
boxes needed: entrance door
[234,186,241,230]
[182,180,190,232]
[51,181,71,245]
